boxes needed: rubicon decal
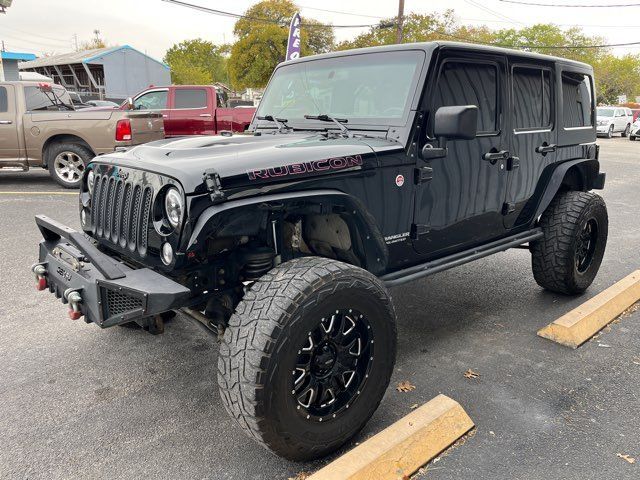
[247,155,363,180]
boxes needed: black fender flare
[187,189,389,274]
[534,158,605,220]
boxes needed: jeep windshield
[256,50,425,130]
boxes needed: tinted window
[24,86,73,111]
[433,61,498,134]
[513,67,552,129]
[0,87,7,112]
[133,90,167,110]
[562,72,593,128]
[174,89,207,109]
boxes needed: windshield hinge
[203,169,225,204]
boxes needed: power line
[297,5,385,19]
[464,0,524,26]
[161,0,392,28]
[498,0,640,6]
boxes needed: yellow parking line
[0,191,77,195]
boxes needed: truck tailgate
[126,112,165,145]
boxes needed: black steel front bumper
[34,215,191,328]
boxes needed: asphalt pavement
[0,138,638,479]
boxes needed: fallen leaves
[396,381,416,392]
[288,472,310,480]
[464,369,480,379]
[617,453,636,464]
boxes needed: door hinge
[414,166,433,184]
[203,168,225,203]
[410,223,430,240]
[507,156,520,171]
[502,202,516,215]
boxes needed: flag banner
[286,12,301,61]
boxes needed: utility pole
[396,0,405,44]
[73,33,79,51]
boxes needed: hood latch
[203,168,225,204]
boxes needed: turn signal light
[115,119,132,141]
[36,277,47,291]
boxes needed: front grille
[103,288,143,318]
[91,174,153,256]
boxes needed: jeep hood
[92,133,400,194]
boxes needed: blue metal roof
[83,45,169,70]
[1,51,37,61]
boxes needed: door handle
[199,114,212,118]
[0,120,13,125]
[482,150,509,164]
[535,143,557,154]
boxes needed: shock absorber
[242,247,275,281]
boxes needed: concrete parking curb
[307,394,474,480]
[538,269,640,348]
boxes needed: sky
[1,0,639,61]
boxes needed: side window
[0,87,7,112]
[174,89,207,109]
[562,72,593,128]
[433,61,499,134]
[133,90,168,110]
[512,66,552,130]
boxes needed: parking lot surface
[0,138,638,479]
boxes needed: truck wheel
[622,124,630,137]
[217,257,396,460]
[606,125,613,139]
[47,143,93,189]
[630,136,636,141]
[531,191,608,295]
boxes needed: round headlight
[164,187,183,228]
[87,170,95,194]
[161,242,174,265]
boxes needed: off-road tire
[606,125,614,139]
[622,124,630,137]
[217,257,397,460]
[46,142,93,189]
[531,191,608,295]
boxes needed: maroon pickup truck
[100,85,255,136]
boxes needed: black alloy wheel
[292,308,373,422]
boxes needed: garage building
[18,45,171,101]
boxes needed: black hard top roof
[281,41,592,70]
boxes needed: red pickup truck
[126,85,255,137]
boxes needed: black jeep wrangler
[33,42,607,460]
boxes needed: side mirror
[126,97,134,110]
[433,105,478,140]
[422,105,478,160]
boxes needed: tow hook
[32,264,48,291]
[64,288,83,320]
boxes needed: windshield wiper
[304,114,350,136]
[256,115,291,133]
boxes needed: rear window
[433,61,499,134]
[174,89,207,109]
[0,87,7,112]
[513,66,552,130]
[24,85,72,111]
[562,72,593,128]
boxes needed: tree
[164,39,229,86]
[592,54,640,104]
[78,29,107,51]
[228,0,334,89]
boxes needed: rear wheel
[47,142,93,188]
[630,135,636,141]
[622,124,630,137]
[217,257,397,460]
[531,191,608,295]
[606,125,614,139]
